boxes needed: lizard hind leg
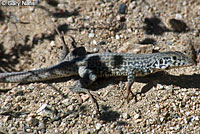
[125,71,136,102]
[126,81,134,102]
[71,79,100,115]
[71,66,99,114]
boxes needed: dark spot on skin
[172,56,177,60]
[173,61,176,65]
[160,59,163,64]
[164,60,167,65]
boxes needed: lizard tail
[0,61,77,83]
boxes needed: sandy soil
[0,0,200,133]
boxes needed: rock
[118,4,127,14]
[62,99,70,106]
[160,117,165,123]
[129,1,136,9]
[175,14,182,19]
[81,94,89,102]
[38,122,46,132]
[116,15,126,22]
[134,114,140,119]
[122,112,130,119]
[93,47,99,52]
[92,40,97,45]
[88,33,95,38]
[67,17,74,23]
[36,104,48,113]
[95,123,102,130]
[29,118,39,127]
[99,41,106,45]
[50,41,56,47]
[166,41,173,45]
[115,35,120,40]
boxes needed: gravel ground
[0,0,200,133]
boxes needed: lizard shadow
[136,71,200,94]
[81,71,200,94]
[45,70,200,108]
[55,71,200,122]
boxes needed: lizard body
[0,51,194,82]
[0,50,194,113]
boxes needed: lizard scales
[0,50,194,113]
[0,51,194,83]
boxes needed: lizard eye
[172,56,177,60]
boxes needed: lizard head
[152,51,194,70]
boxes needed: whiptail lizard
[0,47,194,113]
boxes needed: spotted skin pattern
[0,51,194,113]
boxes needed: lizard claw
[71,81,100,115]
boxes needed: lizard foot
[71,82,100,115]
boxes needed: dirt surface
[0,0,200,133]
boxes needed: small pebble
[157,84,164,89]
[99,41,106,45]
[165,85,172,90]
[166,41,173,45]
[118,3,127,14]
[134,114,140,119]
[135,119,143,123]
[92,40,97,45]
[85,16,90,20]
[50,41,56,47]
[173,113,179,118]
[62,99,70,106]
[193,116,199,121]
[185,111,190,116]
[68,105,74,111]
[81,94,89,102]
[116,15,121,21]
[73,130,79,134]
[116,35,120,40]
[29,7,35,12]
[38,122,46,131]
[110,123,115,128]
[67,17,74,23]
[36,104,48,113]
[87,117,93,124]
[116,15,126,22]
[175,14,182,19]
[96,123,102,130]
[30,118,39,127]
[129,1,136,9]
[182,1,187,6]
[93,47,99,53]
[160,117,165,122]
[88,33,95,38]
[122,112,130,119]
[0,24,7,33]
